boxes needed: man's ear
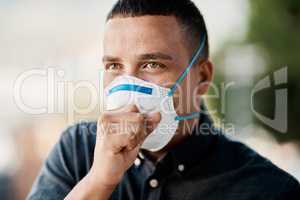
[197,59,213,95]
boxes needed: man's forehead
[103,15,188,57]
[104,16,184,42]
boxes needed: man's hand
[65,104,161,200]
[91,104,161,186]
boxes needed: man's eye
[141,62,165,71]
[105,63,122,71]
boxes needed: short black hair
[106,0,209,59]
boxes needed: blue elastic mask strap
[167,34,207,97]
[175,112,201,121]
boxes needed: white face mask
[104,34,206,151]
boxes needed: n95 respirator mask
[104,75,179,151]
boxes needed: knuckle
[99,112,110,123]
[135,114,145,123]
[127,104,139,112]
[128,135,138,147]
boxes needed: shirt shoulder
[216,135,300,198]
[27,121,97,200]
[59,121,97,179]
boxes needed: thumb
[145,112,161,134]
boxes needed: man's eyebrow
[102,52,173,62]
[102,55,122,62]
[138,52,173,60]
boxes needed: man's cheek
[172,94,184,115]
[103,73,115,87]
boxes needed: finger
[104,131,140,154]
[98,120,144,148]
[126,132,139,151]
[116,122,145,151]
[145,112,161,135]
[98,122,122,136]
[99,111,145,124]
[105,133,131,154]
[118,122,145,151]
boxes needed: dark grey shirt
[27,111,300,200]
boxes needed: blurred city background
[0,0,299,199]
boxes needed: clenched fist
[90,104,161,187]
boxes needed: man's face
[103,16,211,127]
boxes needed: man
[27,0,300,199]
